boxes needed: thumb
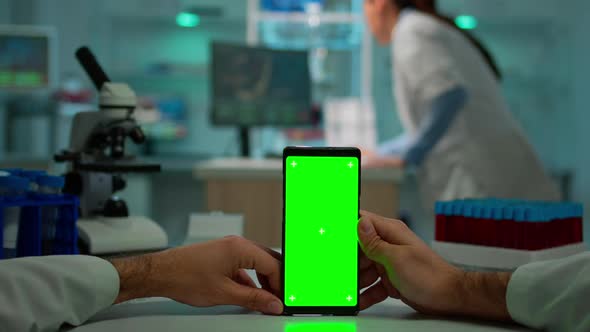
[224,281,284,315]
[358,217,394,263]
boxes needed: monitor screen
[211,42,312,127]
[0,25,55,90]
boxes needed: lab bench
[72,297,531,332]
[0,155,52,171]
[194,158,404,248]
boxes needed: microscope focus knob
[129,126,146,144]
[112,176,127,193]
[110,127,126,159]
[103,197,129,218]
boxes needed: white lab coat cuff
[0,255,120,332]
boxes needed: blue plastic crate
[0,194,79,259]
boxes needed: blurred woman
[362,0,560,207]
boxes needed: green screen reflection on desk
[286,321,356,332]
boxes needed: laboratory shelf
[247,0,373,106]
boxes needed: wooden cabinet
[195,159,403,247]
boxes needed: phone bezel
[281,146,361,316]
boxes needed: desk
[72,298,531,332]
[194,159,404,247]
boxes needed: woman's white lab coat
[391,10,560,206]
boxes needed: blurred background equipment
[324,97,376,150]
[4,96,54,158]
[0,25,57,91]
[0,25,58,161]
[53,75,95,162]
[136,96,188,144]
[210,42,313,156]
[54,46,167,255]
[183,212,244,245]
[0,0,588,253]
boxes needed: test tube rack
[433,199,587,270]
[0,194,79,259]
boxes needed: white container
[185,213,244,245]
[432,241,588,271]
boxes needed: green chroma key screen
[284,155,359,308]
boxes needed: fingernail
[267,300,283,314]
[360,219,374,234]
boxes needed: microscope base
[77,216,168,255]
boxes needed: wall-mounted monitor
[210,42,312,128]
[0,25,57,91]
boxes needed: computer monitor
[210,42,312,156]
[0,25,57,91]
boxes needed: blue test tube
[37,175,65,255]
[0,175,30,259]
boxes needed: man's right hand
[357,211,512,321]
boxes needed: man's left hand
[111,236,284,315]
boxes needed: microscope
[55,47,168,255]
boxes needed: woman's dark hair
[393,0,502,81]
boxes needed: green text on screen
[285,156,359,307]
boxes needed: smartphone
[282,146,360,315]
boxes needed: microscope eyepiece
[76,46,111,91]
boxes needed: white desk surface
[71,298,532,332]
[194,158,405,182]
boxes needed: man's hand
[357,211,512,321]
[110,236,283,315]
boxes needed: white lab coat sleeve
[377,133,411,156]
[506,252,590,332]
[0,255,119,332]
[394,21,465,110]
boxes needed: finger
[250,242,280,292]
[375,263,401,298]
[357,217,395,264]
[359,281,388,311]
[359,265,380,289]
[360,211,419,246]
[223,280,283,315]
[225,237,282,261]
[359,249,373,270]
[387,283,401,299]
[235,269,257,288]
[256,272,272,291]
[253,242,282,261]
[230,237,281,293]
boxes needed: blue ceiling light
[176,12,201,28]
[455,15,478,30]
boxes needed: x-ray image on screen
[211,42,312,127]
